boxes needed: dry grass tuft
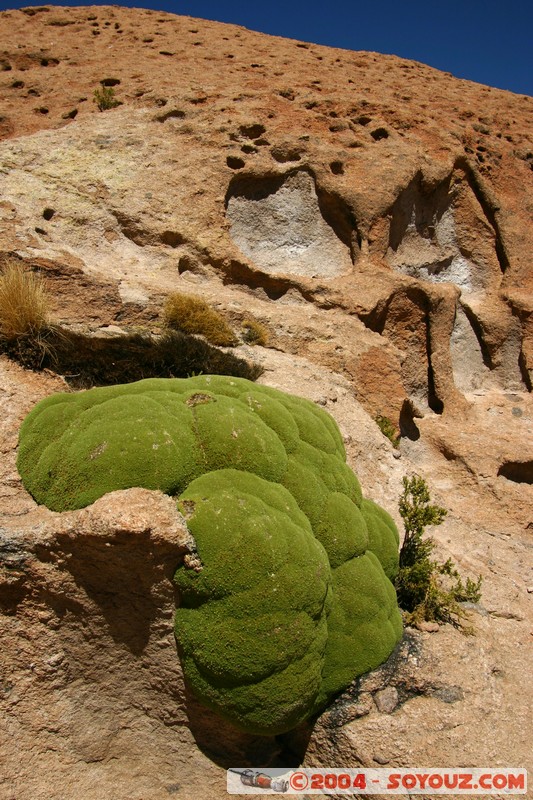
[164,292,237,347]
[0,261,50,341]
[241,318,269,346]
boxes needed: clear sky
[1,0,532,97]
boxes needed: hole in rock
[239,123,266,140]
[399,400,420,441]
[160,230,184,248]
[497,461,533,484]
[156,109,185,122]
[330,161,344,175]
[386,168,503,290]
[100,77,121,86]
[271,146,302,163]
[178,255,201,274]
[42,208,55,221]
[427,384,444,414]
[427,325,444,415]
[223,263,291,301]
[371,127,389,141]
[227,156,245,170]
[226,169,354,279]
[519,350,532,391]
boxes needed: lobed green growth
[18,375,402,734]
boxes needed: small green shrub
[93,85,121,111]
[164,292,237,347]
[375,414,400,448]
[241,318,269,346]
[0,260,50,341]
[395,475,482,630]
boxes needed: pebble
[417,620,440,632]
[45,652,65,668]
[374,686,399,714]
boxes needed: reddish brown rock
[0,6,532,799]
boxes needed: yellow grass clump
[164,292,237,347]
[0,261,50,341]
[241,318,269,346]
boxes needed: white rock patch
[388,208,482,292]
[227,171,353,279]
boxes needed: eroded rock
[0,5,532,797]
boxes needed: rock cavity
[450,303,493,392]
[226,170,353,279]
[386,172,501,293]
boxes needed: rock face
[0,6,532,799]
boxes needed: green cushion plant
[17,375,402,734]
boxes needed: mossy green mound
[17,375,402,734]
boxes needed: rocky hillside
[0,6,532,799]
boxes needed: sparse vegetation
[1,327,262,387]
[164,292,237,347]
[93,85,121,111]
[395,475,482,630]
[241,318,269,346]
[375,414,400,448]
[0,260,50,341]
[0,265,261,384]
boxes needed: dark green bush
[396,475,482,629]
[93,85,121,111]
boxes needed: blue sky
[1,0,531,96]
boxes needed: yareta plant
[17,375,403,735]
